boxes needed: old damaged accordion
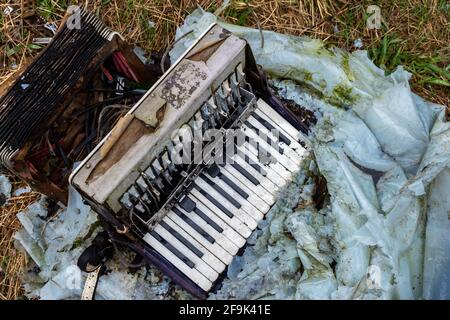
[70,23,312,298]
[1,8,313,299]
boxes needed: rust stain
[154,103,167,129]
[160,62,207,110]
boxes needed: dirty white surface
[13,9,450,299]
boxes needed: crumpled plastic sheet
[0,174,12,205]
[13,186,31,197]
[14,9,450,300]
[173,8,450,300]
[14,186,189,300]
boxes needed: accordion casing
[71,25,248,213]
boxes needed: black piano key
[140,239,208,299]
[160,221,204,258]
[179,196,197,212]
[194,184,234,219]
[172,207,215,244]
[193,207,224,234]
[230,162,260,186]
[242,153,264,175]
[149,230,195,268]
[217,171,249,199]
[199,173,241,209]
[244,121,284,155]
[206,163,221,178]
[252,113,291,146]
[180,196,224,234]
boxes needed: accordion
[70,23,311,298]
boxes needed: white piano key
[143,233,213,291]
[184,195,247,249]
[190,188,255,236]
[217,163,272,207]
[162,216,228,271]
[253,108,307,159]
[243,141,292,182]
[177,203,241,255]
[191,187,257,231]
[237,143,287,189]
[246,115,303,165]
[252,107,298,143]
[166,212,234,265]
[205,168,269,215]
[196,176,264,223]
[256,99,304,144]
[242,124,298,172]
[193,183,259,233]
[227,152,277,203]
[153,224,219,282]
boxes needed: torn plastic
[14,186,188,300]
[0,174,12,205]
[13,186,31,196]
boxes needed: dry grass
[1,1,449,104]
[0,0,448,300]
[0,176,39,300]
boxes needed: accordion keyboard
[142,99,307,291]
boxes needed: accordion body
[71,23,310,298]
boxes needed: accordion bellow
[0,7,156,204]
